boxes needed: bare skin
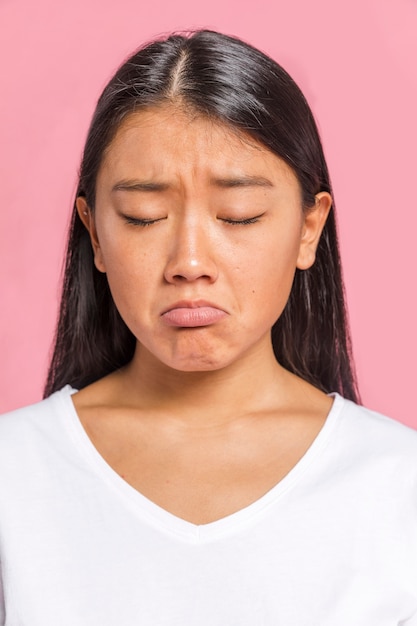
[74,105,333,525]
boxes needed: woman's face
[78,106,330,372]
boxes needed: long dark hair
[45,29,360,402]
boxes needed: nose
[163,217,219,284]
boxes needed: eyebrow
[210,176,274,189]
[111,175,274,193]
[112,180,170,192]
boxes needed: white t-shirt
[0,386,416,625]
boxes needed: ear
[76,196,106,273]
[296,192,332,270]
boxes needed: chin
[137,334,246,373]
[161,349,236,373]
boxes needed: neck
[117,338,292,422]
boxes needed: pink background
[1,0,416,426]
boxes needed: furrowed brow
[112,180,170,193]
[211,176,274,189]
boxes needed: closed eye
[123,216,167,227]
[219,212,265,225]
[122,212,265,226]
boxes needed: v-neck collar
[56,385,344,543]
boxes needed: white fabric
[0,386,417,625]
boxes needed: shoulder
[0,386,79,502]
[329,393,417,481]
[0,386,77,454]
[334,394,417,445]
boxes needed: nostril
[171,272,213,282]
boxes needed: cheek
[250,232,301,283]
[243,234,301,311]
[97,220,155,277]
[96,233,156,313]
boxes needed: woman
[0,30,416,625]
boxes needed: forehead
[99,105,299,188]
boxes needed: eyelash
[220,216,261,225]
[123,213,264,227]
[124,217,165,227]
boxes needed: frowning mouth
[161,301,228,327]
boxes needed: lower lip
[162,307,227,327]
